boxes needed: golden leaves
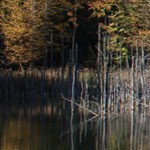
[88,0,116,18]
[1,0,34,64]
[67,11,73,17]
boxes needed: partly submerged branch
[60,94,99,116]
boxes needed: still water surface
[0,103,150,150]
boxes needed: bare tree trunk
[71,113,75,150]
[102,116,107,150]
[130,111,134,150]
[70,10,77,113]
[105,34,109,113]
[31,0,35,69]
[71,10,77,65]
[135,38,140,105]
[102,34,106,113]
[43,0,49,71]
[97,24,101,105]
[71,65,75,112]
[61,34,65,83]
[50,30,53,68]
[68,49,72,99]
[141,40,146,106]
[131,57,135,110]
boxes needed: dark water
[0,103,150,150]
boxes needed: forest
[0,0,149,69]
[0,1,150,149]
[0,0,150,112]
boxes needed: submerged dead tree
[59,31,150,118]
[97,24,101,106]
[68,9,78,113]
[97,25,110,113]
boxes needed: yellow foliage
[67,11,73,17]
[0,0,44,65]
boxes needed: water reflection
[0,105,150,150]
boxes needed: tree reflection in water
[0,105,150,150]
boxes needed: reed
[60,35,150,118]
[0,35,150,118]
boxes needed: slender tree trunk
[105,34,109,112]
[130,111,134,150]
[71,112,74,150]
[97,24,101,105]
[136,38,140,104]
[31,0,35,69]
[71,10,77,65]
[50,31,54,97]
[102,34,106,113]
[43,0,49,71]
[141,40,146,106]
[74,44,78,98]
[102,116,107,150]
[70,10,77,113]
[71,65,75,112]
[131,57,135,110]
[50,30,53,68]
[61,34,65,83]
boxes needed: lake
[0,102,150,150]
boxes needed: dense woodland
[0,0,149,69]
[0,2,150,148]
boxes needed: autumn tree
[1,0,48,69]
[88,0,150,62]
[134,0,150,48]
[0,12,4,66]
[0,0,29,68]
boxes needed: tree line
[0,0,149,69]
